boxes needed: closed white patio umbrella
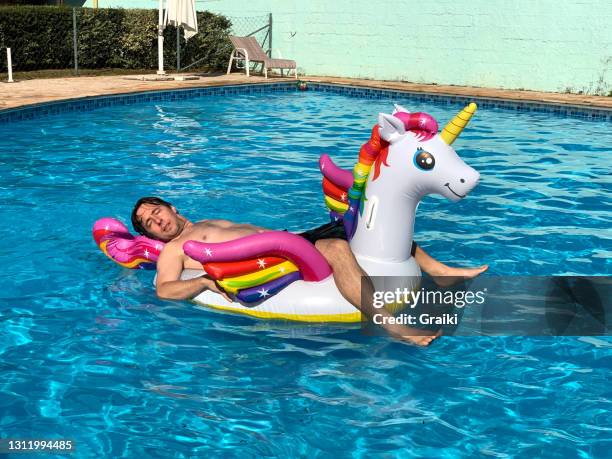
[165,0,199,40]
[157,0,199,75]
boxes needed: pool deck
[1,72,611,112]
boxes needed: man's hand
[155,241,233,302]
[202,276,233,302]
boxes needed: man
[132,197,488,346]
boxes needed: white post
[7,48,13,83]
[157,0,165,75]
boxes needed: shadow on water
[363,275,611,337]
[455,276,610,336]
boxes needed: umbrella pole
[7,48,13,83]
[157,0,165,75]
[176,26,181,72]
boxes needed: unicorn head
[375,103,480,202]
[348,103,480,262]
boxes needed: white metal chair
[227,36,297,79]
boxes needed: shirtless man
[132,196,488,346]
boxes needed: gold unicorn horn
[440,102,477,145]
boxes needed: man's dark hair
[131,196,173,238]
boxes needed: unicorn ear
[392,104,410,115]
[378,113,405,143]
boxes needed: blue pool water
[0,88,610,457]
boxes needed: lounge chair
[227,35,297,79]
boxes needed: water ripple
[0,91,610,457]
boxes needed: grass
[0,67,224,82]
[0,68,155,81]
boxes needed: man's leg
[314,238,439,346]
[413,245,488,287]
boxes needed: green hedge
[0,5,233,72]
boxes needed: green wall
[84,0,612,94]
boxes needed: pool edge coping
[1,79,611,123]
[308,82,612,114]
[304,77,612,111]
[0,79,285,117]
[2,74,612,112]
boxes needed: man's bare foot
[383,323,442,347]
[398,328,442,346]
[431,264,489,288]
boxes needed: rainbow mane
[321,111,439,239]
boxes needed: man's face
[136,203,183,241]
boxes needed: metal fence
[229,14,272,56]
[178,13,271,73]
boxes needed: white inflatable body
[183,256,421,322]
[179,103,480,322]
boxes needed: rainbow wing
[184,231,332,305]
[319,154,354,223]
[205,258,302,303]
[93,218,164,270]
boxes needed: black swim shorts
[297,220,348,244]
[296,220,418,256]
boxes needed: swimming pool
[0,85,610,457]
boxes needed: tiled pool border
[1,81,610,124]
[307,83,612,121]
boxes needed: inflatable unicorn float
[93,103,480,322]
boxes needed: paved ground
[1,72,611,111]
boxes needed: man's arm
[155,244,224,300]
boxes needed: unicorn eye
[414,149,435,170]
